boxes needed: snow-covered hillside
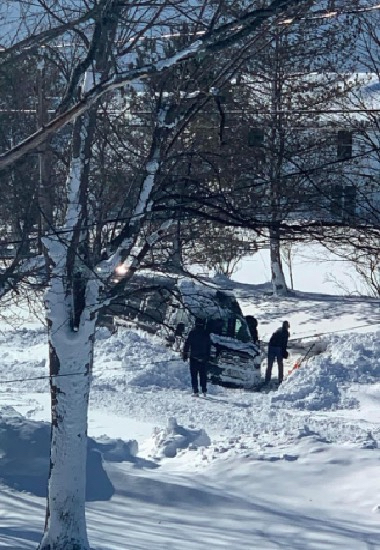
[1,281,380,549]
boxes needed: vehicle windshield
[235,318,250,342]
[206,316,251,342]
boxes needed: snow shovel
[288,342,316,376]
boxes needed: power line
[0,357,180,386]
[0,371,87,385]
[288,321,379,341]
[0,320,379,386]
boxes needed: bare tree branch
[0,0,308,172]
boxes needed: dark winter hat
[282,320,290,329]
[246,315,258,327]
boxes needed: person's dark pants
[190,358,207,393]
[265,345,284,383]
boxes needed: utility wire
[288,321,380,341]
[0,357,180,385]
[0,371,87,385]
[0,320,379,386]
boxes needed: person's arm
[282,331,289,355]
[206,333,212,361]
[183,332,191,361]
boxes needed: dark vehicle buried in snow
[100,272,262,389]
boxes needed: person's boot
[191,392,199,397]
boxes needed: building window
[330,184,343,218]
[337,130,353,160]
[343,185,356,220]
[248,127,264,147]
[330,184,356,220]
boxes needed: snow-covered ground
[1,253,380,549]
[232,244,368,295]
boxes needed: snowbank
[128,359,189,390]
[150,417,211,458]
[272,332,380,411]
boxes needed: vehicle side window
[235,318,250,342]
[208,318,228,336]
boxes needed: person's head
[282,320,290,330]
[246,315,257,328]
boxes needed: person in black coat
[246,315,259,344]
[183,318,211,397]
[265,320,290,384]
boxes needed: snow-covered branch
[91,218,174,315]
[98,105,166,277]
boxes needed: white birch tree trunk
[38,318,94,549]
[268,35,288,298]
[36,92,99,547]
[37,97,167,547]
[38,217,99,550]
[270,227,287,295]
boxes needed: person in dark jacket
[246,315,259,344]
[183,317,211,397]
[265,320,290,384]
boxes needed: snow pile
[128,358,189,389]
[272,358,358,411]
[88,434,138,462]
[93,328,191,390]
[95,328,146,367]
[356,430,378,449]
[272,332,380,411]
[150,417,211,458]
[0,327,48,392]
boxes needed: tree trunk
[286,247,294,290]
[169,218,183,271]
[38,276,96,550]
[270,227,287,295]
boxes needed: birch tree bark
[37,107,100,550]
[38,237,95,550]
[38,91,171,549]
[269,225,287,294]
[38,3,119,546]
